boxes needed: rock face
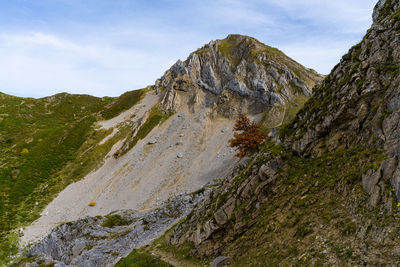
[157,34,322,118]
[284,0,400,205]
[164,1,400,265]
[23,193,207,267]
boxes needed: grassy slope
[0,89,145,263]
[152,141,393,266]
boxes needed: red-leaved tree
[229,114,267,158]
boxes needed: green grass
[115,250,172,267]
[101,89,146,120]
[376,64,400,76]
[121,106,172,156]
[158,140,388,266]
[0,90,145,265]
[217,35,284,67]
[101,214,131,228]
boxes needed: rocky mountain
[156,0,400,265]
[1,35,321,265]
[157,34,320,118]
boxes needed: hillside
[0,90,148,263]
[1,34,322,265]
[153,0,400,265]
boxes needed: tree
[229,114,267,158]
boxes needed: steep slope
[153,1,400,266]
[13,35,322,266]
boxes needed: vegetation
[163,140,388,266]
[115,249,172,267]
[0,90,145,264]
[101,89,145,120]
[121,106,172,156]
[101,214,130,228]
[229,114,267,158]
[217,34,321,88]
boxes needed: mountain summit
[158,34,321,119]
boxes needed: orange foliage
[113,149,121,158]
[229,114,267,158]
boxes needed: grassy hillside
[0,90,145,263]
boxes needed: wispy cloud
[0,0,377,97]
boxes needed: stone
[210,256,231,267]
[258,160,280,180]
[362,169,381,195]
[147,137,158,144]
[221,198,236,219]
[177,153,184,158]
[214,209,228,226]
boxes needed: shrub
[229,114,267,157]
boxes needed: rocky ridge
[157,34,322,122]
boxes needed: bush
[229,114,267,157]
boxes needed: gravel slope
[21,91,238,247]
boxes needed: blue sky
[0,0,377,97]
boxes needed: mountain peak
[157,35,322,121]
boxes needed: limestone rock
[157,34,322,117]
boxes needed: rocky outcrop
[166,156,282,256]
[23,192,208,267]
[156,34,322,118]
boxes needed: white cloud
[0,0,379,97]
[0,32,186,97]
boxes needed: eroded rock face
[156,34,322,117]
[283,0,400,205]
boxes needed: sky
[0,0,377,98]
